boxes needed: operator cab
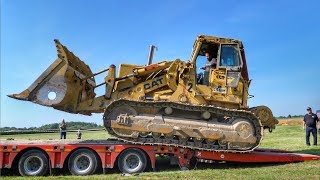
[194,40,243,88]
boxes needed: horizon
[0,115,309,129]
[1,0,320,128]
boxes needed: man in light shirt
[200,52,217,85]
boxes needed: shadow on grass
[293,148,320,156]
[153,156,292,173]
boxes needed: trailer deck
[1,139,319,176]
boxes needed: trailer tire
[68,148,98,175]
[118,148,147,174]
[18,149,49,176]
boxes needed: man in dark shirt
[59,119,67,139]
[303,107,319,146]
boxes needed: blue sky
[1,0,319,128]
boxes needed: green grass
[1,130,110,140]
[1,126,320,179]
[260,125,319,155]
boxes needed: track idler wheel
[250,106,278,130]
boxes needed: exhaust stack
[147,45,157,65]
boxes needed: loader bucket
[8,40,96,114]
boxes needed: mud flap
[8,40,96,114]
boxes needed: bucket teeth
[7,89,30,100]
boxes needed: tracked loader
[9,35,278,152]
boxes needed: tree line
[0,122,103,131]
[276,115,304,119]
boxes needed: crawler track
[103,99,263,153]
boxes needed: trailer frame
[1,139,319,176]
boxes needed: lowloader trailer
[0,139,319,176]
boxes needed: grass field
[1,125,320,179]
[1,130,111,140]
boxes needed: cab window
[220,44,241,67]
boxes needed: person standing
[303,107,319,146]
[76,129,82,139]
[59,119,67,139]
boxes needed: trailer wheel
[18,149,49,176]
[68,148,98,175]
[118,148,147,174]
